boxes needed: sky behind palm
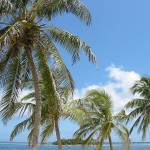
[1,0,150,143]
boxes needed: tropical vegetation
[0,0,95,150]
[7,74,71,150]
[66,89,130,150]
[0,1,149,150]
[125,76,150,140]
[52,138,85,145]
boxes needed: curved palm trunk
[41,138,47,144]
[108,135,113,150]
[25,46,41,150]
[54,119,62,150]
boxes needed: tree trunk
[25,46,41,150]
[55,119,62,150]
[108,135,113,150]
[41,138,47,145]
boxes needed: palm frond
[33,0,91,25]
[28,128,34,146]
[0,48,12,81]
[114,125,130,150]
[125,98,149,109]
[129,114,142,134]
[36,32,75,93]
[137,113,150,140]
[64,99,93,124]
[99,121,113,142]
[11,0,32,8]
[131,76,150,98]
[19,102,35,117]
[0,0,13,16]
[113,110,130,123]
[46,26,96,64]
[10,116,32,140]
[34,47,60,109]
[74,122,97,140]
[126,76,150,140]
[41,121,54,143]
[85,89,113,117]
[0,57,22,123]
[82,130,97,147]
[0,49,30,123]
[66,0,92,25]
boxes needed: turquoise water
[0,143,150,150]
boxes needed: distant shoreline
[1,142,150,145]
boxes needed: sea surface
[0,143,150,150]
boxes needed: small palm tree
[66,89,130,150]
[125,76,150,140]
[0,0,95,149]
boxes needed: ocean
[0,143,150,150]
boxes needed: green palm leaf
[10,116,33,141]
[46,26,96,64]
[41,121,55,143]
[114,126,130,150]
[35,47,59,107]
[36,32,75,92]
[33,0,91,25]
[0,0,13,16]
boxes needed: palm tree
[125,76,150,140]
[0,0,95,149]
[7,68,73,150]
[9,90,65,150]
[66,89,130,150]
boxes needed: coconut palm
[0,0,95,149]
[125,76,150,140]
[66,89,130,150]
[7,67,73,150]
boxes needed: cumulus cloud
[73,65,140,113]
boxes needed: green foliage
[47,26,95,64]
[10,116,33,141]
[33,0,92,25]
[52,138,84,145]
[0,0,13,16]
[7,64,74,143]
[0,50,30,123]
[0,0,95,124]
[66,89,130,150]
[125,76,150,140]
[0,0,95,148]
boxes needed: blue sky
[1,0,150,143]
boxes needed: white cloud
[73,65,140,113]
